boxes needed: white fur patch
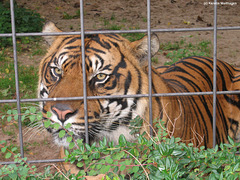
[100,126,136,143]
[39,83,49,99]
[59,55,69,66]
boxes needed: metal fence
[1,0,240,166]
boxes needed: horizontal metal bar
[0,90,239,104]
[0,26,240,37]
[0,158,64,165]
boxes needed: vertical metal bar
[80,0,89,144]
[147,0,153,136]
[10,0,24,157]
[212,0,218,148]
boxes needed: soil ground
[1,0,240,175]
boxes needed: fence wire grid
[1,0,240,166]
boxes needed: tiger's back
[153,56,240,147]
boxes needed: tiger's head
[38,22,160,147]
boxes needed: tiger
[39,22,240,158]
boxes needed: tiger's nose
[51,103,77,123]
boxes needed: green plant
[63,120,240,179]
[122,31,145,42]
[160,39,212,65]
[0,2,44,48]
[0,139,69,179]
[0,50,38,101]
[151,57,158,63]
[0,64,38,100]
[62,10,80,20]
[1,108,240,179]
[165,48,210,65]
[110,13,116,21]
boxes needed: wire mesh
[1,0,240,166]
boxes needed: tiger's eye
[54,67,62,75]
[96,73,107,81]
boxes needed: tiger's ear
[42,21,62,45]
[131,34,160,63]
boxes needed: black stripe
[92,35,111,49]
[64,45,80,50]
[152,69,162,109]
[102,64,112,71]
[87,47,106,54]
[94,54,104,70]
[104,34,122,41]
[66,37,81,45]
[124,71,131,95]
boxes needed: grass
[0,42,39,138]
[62,10,80,20]
[160,39,212,65]
[0,38,44,101]
[0,54,38,101]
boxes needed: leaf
[36,114,42,121]
[54,123,60,129]
[24,110,30,114]
[85,144,91,151]
[12,110,18,115]
[0,140,6,144]
[67,136,72,143]
[77,162,84,168]
[29,115,35,122]
[29,107,36,113]
[132,166,139,173]
[100,165,111,174]
[96,164,102,170]
[21,115,26,121]
[118,134,127,147]
[7,110,11,115]
[5,152,12,159]
[233,163,239,172]
[92,152,100,159]
[228,136,235,146]
[179,158,191,165]
[120,165,126,171]
[105,156,113,164]
[44,120,51,128]
[69,142,75,149]
[11,147,17,153]
[59,130,66,138]
[46,111,52,118]
[172,150,185,156]
[105,175,111,180]
[65,123,71,129]
[7,116,12,122]
[1,146,7,153]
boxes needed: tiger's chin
[49,125,137,148]
[53,135,72,148]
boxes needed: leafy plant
[1,108,240,179]
[165,48,210,65]
[160,39,212,65]
[0,2,45,48]
[62,121,240,180]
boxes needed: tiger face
[39,22,160,147]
